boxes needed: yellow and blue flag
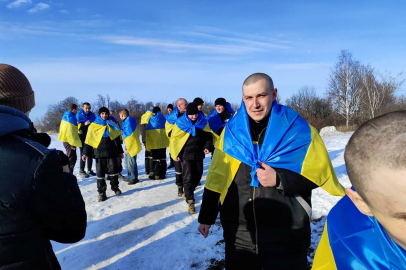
[76,109,96,133]
[169,113,211,159]
[205,100,345,203]
[110,115,121,128]
[121,116,142,157]
[141,109,153,125]
[206,103,235,134]
[312,189,406,269]
[84,115,121,149]
[58,110,82,147]
[146,111,169,151]
[165,106,181,136]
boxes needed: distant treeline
[35,50,404,133]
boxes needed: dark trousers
[224,242,307,270]
[79,145,93,172]
[96,158,119,193]
[63,142,77,174]
[181,159,203,201]
[145,151,151,175]
[174,159,183,187]
[150,148,167,178]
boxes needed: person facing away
[119,109,142,185]
[312,111,406,270]
[170,102,212,214]
[166,98,188,198]
[58,103,81,174]
[0,63,87,269]
[76,102,96,178]
[166,103,175,169]
[145,106,169,180]
[82,107,124,202]
[140,106,154,175]
[198,73,345,270]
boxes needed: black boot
[177,186,184,198]
[98,192,107,202]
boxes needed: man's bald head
[176,98,188,113]
[345,111,406,202]
[243,73,274,92]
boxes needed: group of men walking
[58,95,235,213]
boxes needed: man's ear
[346,188,373,217]
[273,88,278,99]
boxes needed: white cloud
[7,0,31,9]
[27,3,50,13]
[59,9,69,14]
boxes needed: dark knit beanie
[186,103,199,115]
[193,97,204,105]
[152,106,161,114]
[167,104,173,110]
[215,97,226,107]
[0,64,35,113]
[98,107,109,115]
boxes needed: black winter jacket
[199,116,317,268]
[83,134,123,159]
[0,106,87,270]
[179,128,212,160]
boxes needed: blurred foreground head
[0,64,35,114]
[345,110,406,250]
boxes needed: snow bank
[319,126,341,136]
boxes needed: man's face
[242,79,277,122]
[365,168,406,250]
[100,112,109,120]
[83,104,91,114]
[215,105,225,114]
[119,113,126,121]
[167,108,173,114]
[188,113,198,121]
[177,100,187,113]
[197,104,204,111]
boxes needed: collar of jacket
[0,105,31,137]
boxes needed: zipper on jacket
[253,186,259,254]
[252,127,266,255]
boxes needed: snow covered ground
[49,132,353,270]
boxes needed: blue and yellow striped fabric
[205,100,345,203]
[312,190,406,269]
[141,109,153,125]
[121,116,142,157]
[84,115,121,149]
[58,110,82,147]
[169,112,211,159]
[76,109,96,132]
[146,112,169,151]
[165,107,180,136]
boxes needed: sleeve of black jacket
[31,150,87,243]
[115,136,124,155]
[203,130,213,151]
[274,168,318,197]
[140,123,147,144]
[198,188,220,225]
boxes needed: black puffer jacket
[0,106,87,270]
[83,135,123,159]
[179,127,212,160]
[199,116,317,269]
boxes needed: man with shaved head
[198,73,343,269]
[313,111,406,269]
[166,98,188,197]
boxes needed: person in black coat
[0,64,87,270]
[82,107,124,202]
[77,102,96,178]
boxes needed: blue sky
[1,0,405,120]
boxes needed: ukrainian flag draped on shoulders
[58,110,82,147]
[169,113,211,159]
[205,99,345,203]
[146,111,169,151]
[110,115,121,128]
[312,189,406,270]
[84,115,121,149]
[206,103,235,135]
[165,106,180,136]
[141,109,153,125]
[76,109,96,132]
[121,116,142,157]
